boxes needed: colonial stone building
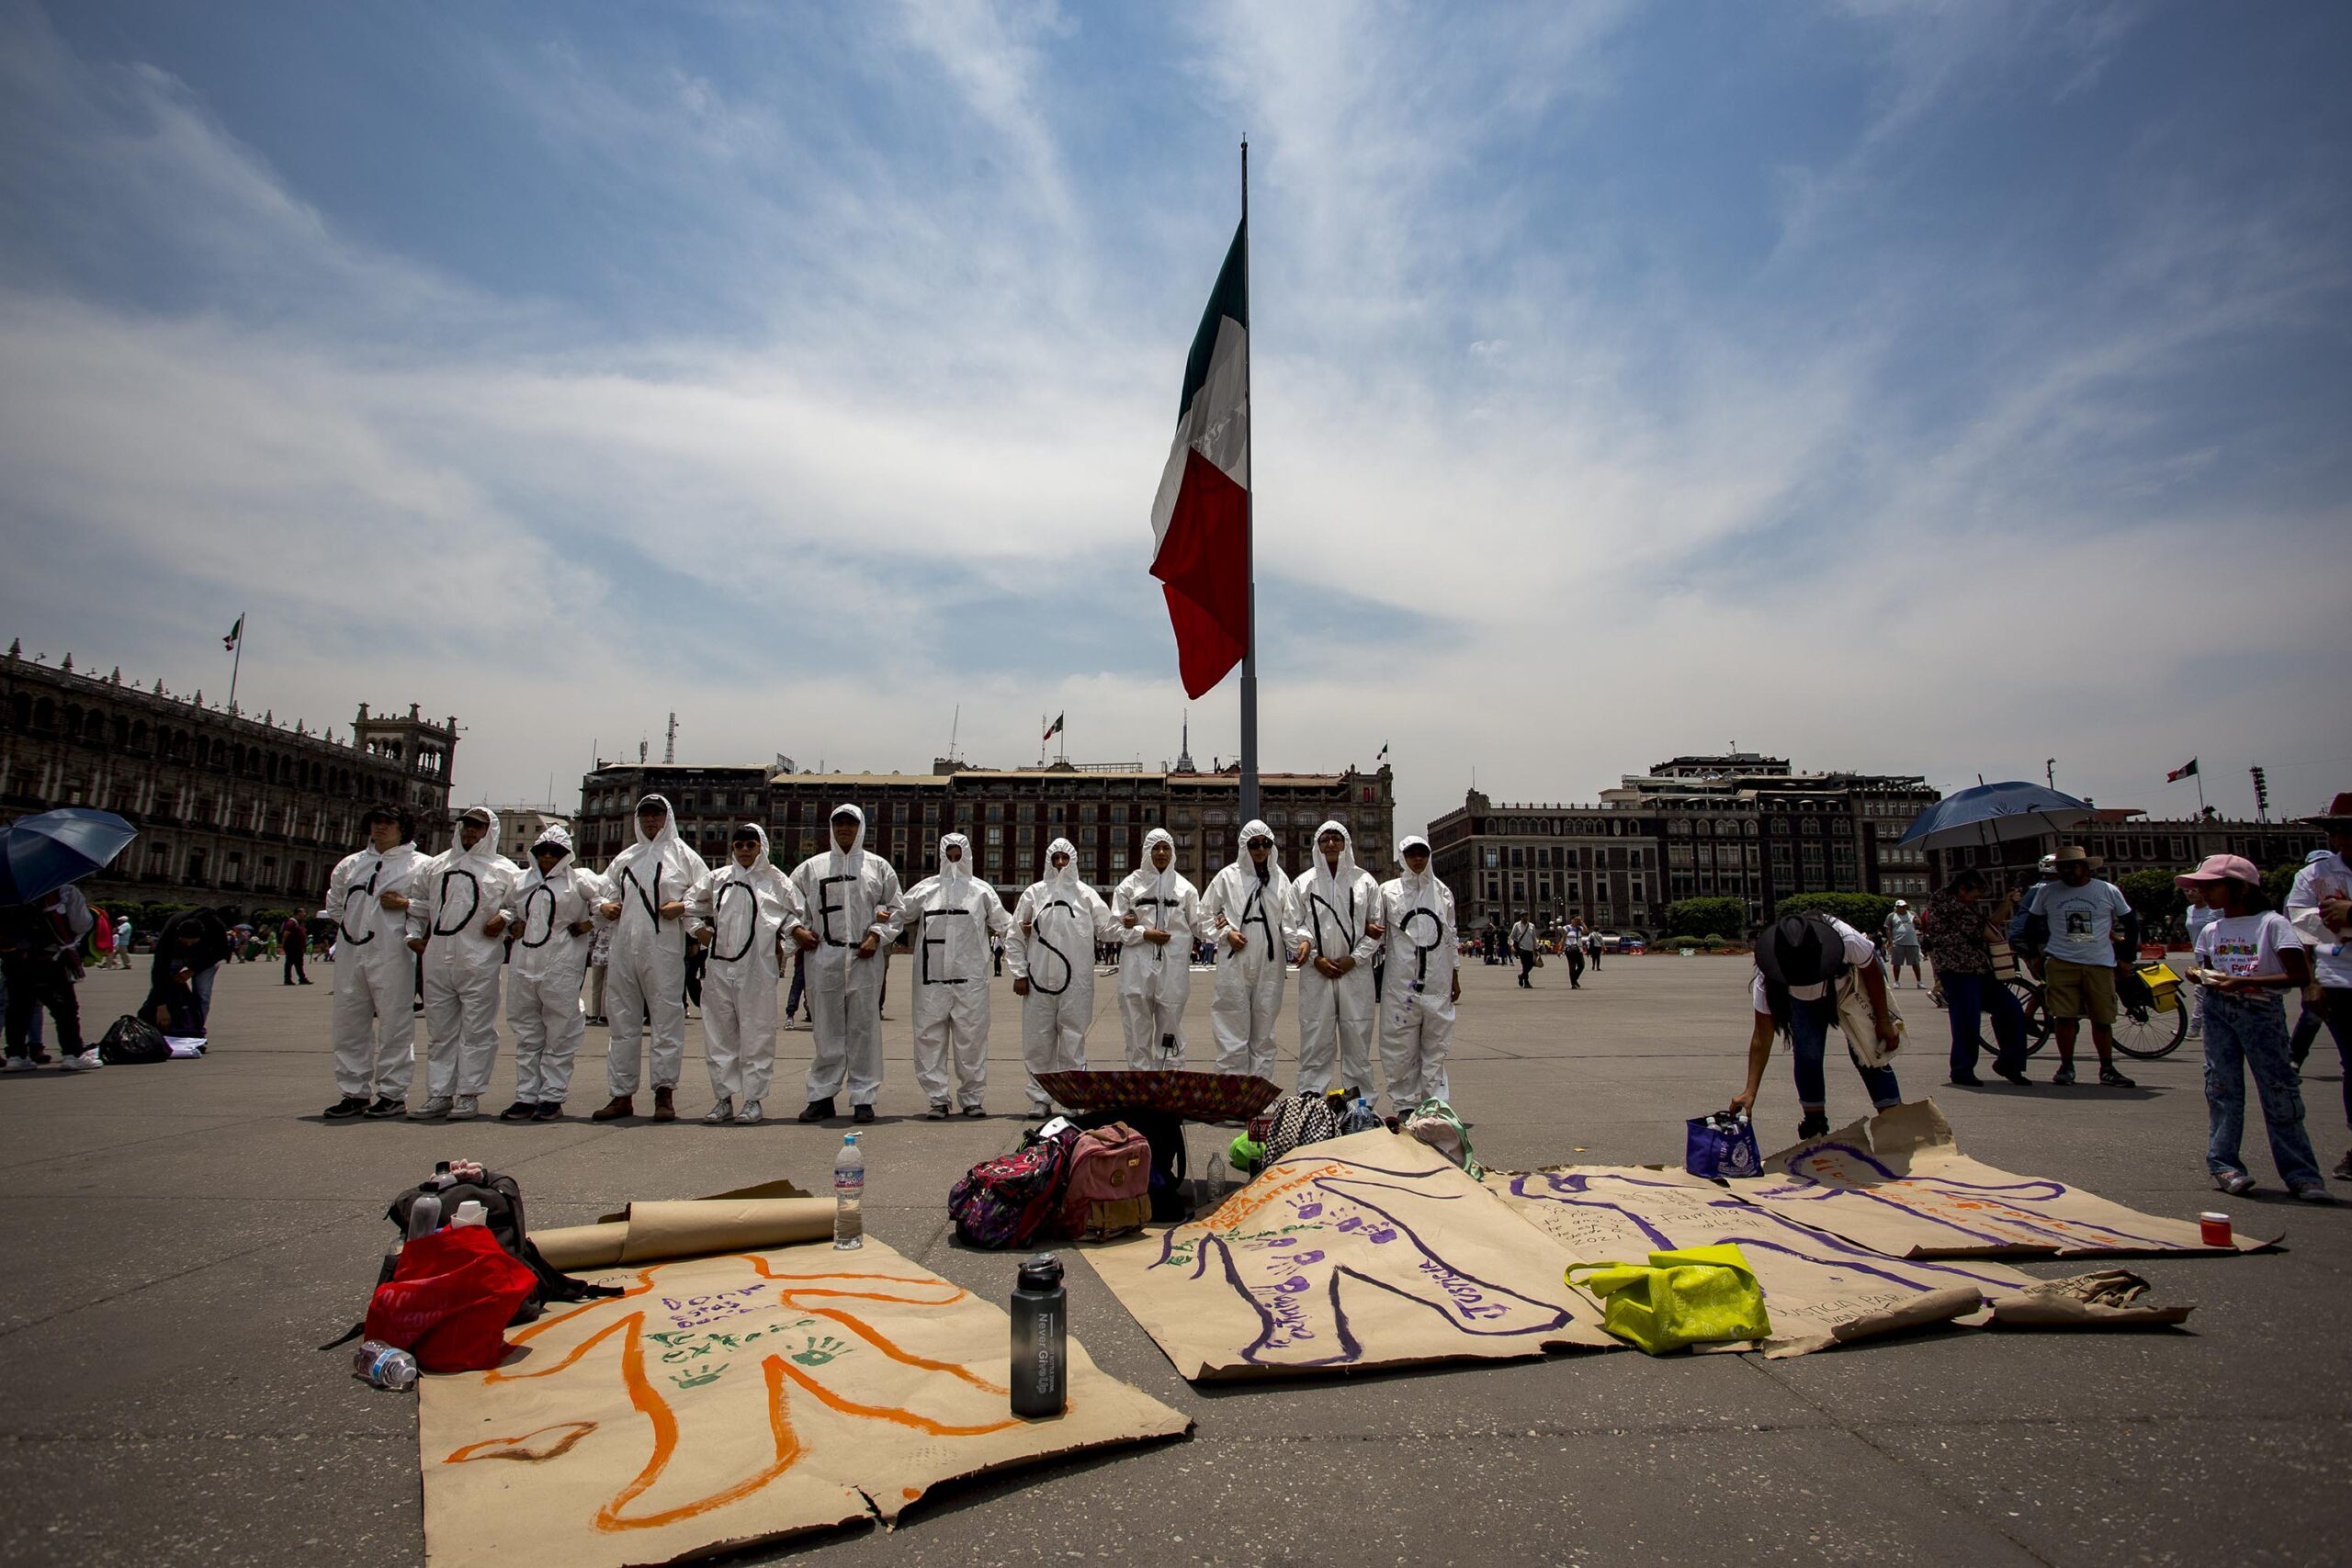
[573,758,1396,906]
[1928,807,2325,892]
[0,643,458,917]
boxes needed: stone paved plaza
[2,953,2346,1567]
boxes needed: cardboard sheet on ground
[1489,1165,2033,1357]
[534,1197,834,1271]
[1739,1100,2273,1257]
[1081,1130,1614,1380]
[419,1238,1186,1568]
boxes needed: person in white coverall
[1380,834,1461,1111]
[498,822,607,1122]
[403,807,522,1121]
[1200,820,1300,1079]
[687,823,807,1125]
[1113,828,1204,1068]
[899,832,1012,1118]
[1007,838,1117,1116]
[788,806,902,1124]
[320,805,430,1120]
[1292,820,1385,1099]
[592,795,708,1123]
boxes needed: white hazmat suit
[501,822,608,1109]
[1007,839,1116,1111]
[788,806,903,1111]
[899,832,1012,1111]
[321,831,428,1102]
[1292,819,1385,1098]
[686,824,807,1119]
[1113,828,1204,1068]
[1380,833,1460,1109]
[1199,820,1301,1079]
[598,794,709,1099]
[407,810,522,1111]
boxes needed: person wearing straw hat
[2027,846,2138,1089]
[1731,910,1903,1143]
[2179,854,2329,1201]
[2286,794,2352,1178]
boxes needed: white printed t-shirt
[2038,879,2132,967]
[2194,911,2299,982]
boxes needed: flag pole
[1238,137,1261,824]
[227,610,245,713]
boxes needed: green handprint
[787,1334,851,1367]
[669,1363,728,1390]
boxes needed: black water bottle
[1010,1253,1067,1418]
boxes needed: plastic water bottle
[832,1133,865,1249]
[1010,1253,1067,1418]
[406,1192,442,1238]
[353,1340,419,1392]
[451,1201,486,1228]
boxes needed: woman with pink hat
[2182,854,2330,1201]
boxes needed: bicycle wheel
[2111,999,2189,1060]
[2008,976,2052,1055]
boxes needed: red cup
[2199,1212,2232,1247]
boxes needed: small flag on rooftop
[2165,758,2199,783]
[223,615,243,652]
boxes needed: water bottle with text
[1010,1253,1067,1418]
[833,1133,865,1249]
[352,1340,419,1392]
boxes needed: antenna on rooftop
[664,712,678,764]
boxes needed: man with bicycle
[2023,846,2138,1088]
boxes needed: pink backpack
[1058,1122,1152,1241]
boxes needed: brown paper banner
[535,1199,835,1272]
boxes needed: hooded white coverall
[1007,839,1117,1110]
[1113,828,1204,1068]
[686,824,807,1111]
[1199,820,1301,1079]
[407,811,523,1104]
[501,823,608,1106]
[1292,819,1385,1097]
[599,794,710,1098]
[788,806,903,1109]
[322,836,428,1100]
[899,832,1012,1111]
[1379,834,1460,1109]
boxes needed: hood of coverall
[631,795,681,852]
[1141,828,1178,892]
[826,804,867,864]
[530,820,574,868]
[1307,819,1358,886]
[727,821,771,870]
[1043,836,1083,895]
[938,832,972,893]
[449,807,503,871]
[1227,819,1285,886]
[1397,833,1434,891]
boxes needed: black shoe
[1996,1066,2031,1087]
[2334,1148,2352,1180]
[283,980,296,987]
[797,1098,836,1123]
[497,1100,537,1122]
[927,1102,950,1120]
[962,1105,986,1118]
[300,978,313,986]
[364,1095,405,1118]
[2098,1066,2136,1089]
[1797,1112,1830,1141]
[323,1095,368,1120]
[1948,1072,1984,1088]
[2051,1064,2076,1087]
[534,1101,564,1122]
[853,1103,876,1124]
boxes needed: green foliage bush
[1772,891,1896,932]
[1662,896,1747,939]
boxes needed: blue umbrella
[1896,782,2091,852]
[0,808,138,907]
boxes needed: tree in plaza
[1662,896,1747,939]
[1772,891,1895,932]
[2117,870,2184,939]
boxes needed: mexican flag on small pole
[1042,711,1065,764]
[2165,756,2205,814]
[223,612,246,713]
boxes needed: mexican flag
[2166,758,2199,783]
[1148,220,1250,700]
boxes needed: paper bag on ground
[420,1238,1186,1568]
[1082,1130,1614,1380]
[1489,1165,2028,1358]
[1742,1100,2275,1257]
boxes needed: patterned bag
[948,1127,1080,1249]
[1261,1091,1341,1165]
[1684,1111,1762,1180]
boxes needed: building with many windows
[1426,752,1941,937]
[0,642,458,916]
[1928,807,2325,892]
[573,758,1396,904]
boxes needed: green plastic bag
[1566,1243,1771,1355]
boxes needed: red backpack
[364,1225,539,1372]
[1058,1122,1151,1241]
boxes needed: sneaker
[497,1100,537,1122]
[534,1100,565,1122]
[591,1095,636,1122]
[408,1095,454,1121]
[365,1095,406,1118]
[2213,1169,2256,1197]
[2098,1066,2135,1089]
[927,1101,950,1121]
[2335,1149,2352,1180]
[797,1098,835,1123]
[448,1095,480,1120]
[60,1050,104,1072]
[962,1104,986,1118]
[1797,1112,1830,1141]
[323,1095,369,1120]
[652,1088,676,1122]
[852,1103,875,1124]
[735,1100,763,1125]
[1948,1072,1984,1088]
[2291,1184,2336,1204]
[1,1056,34,1074]
[2051,1065,2076,1087]
[702,1097,735,1124]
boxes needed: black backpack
[383,1171,620,1323]
[97,1015,170,1066]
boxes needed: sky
[3,0,2347,836]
